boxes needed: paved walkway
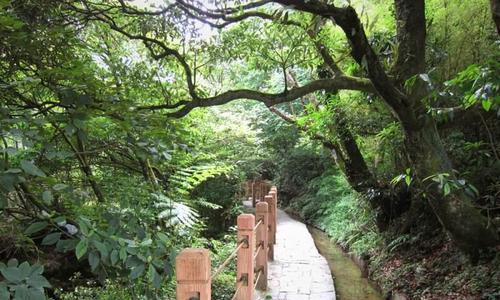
[255,210,336,300]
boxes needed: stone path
[255,210,336,300]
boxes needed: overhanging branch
[154,75,375,117]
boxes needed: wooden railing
[176,184,278,300]
[244,179,272,208]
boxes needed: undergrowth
[54,234,238,300]
[287,168,383,256]
[285,167,500,299]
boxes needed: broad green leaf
[110,249,119,266]
[126,246,139,255]
[20,160,46,177]
[88,250,100,272]
[29,265,44,276]
[24,222,48,235]
[73,118,85,129]
[139,239,152,247]
[13,284,30,300]
[53,216,66,224]
[42,190,53,205]
[0,173,20,192]
[75,239,88,259]
[443,183,451,196]
[148,264,161,288]
[78,219,89,235]
[157,232,169,244]
[41,232,61,246]
[18,262,31,278]
[26,274,51,288]
[405,176,411,186]
[482,99,492,111]
[0,283,9,300]
[119,247,127,262]
[126,256,143,268]
[53,183,68,191]
[56,239,78,252]
[27,287,46,300]
[0,267,22,283]
[129,263,146,280]
[93,240,108,258]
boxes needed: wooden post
[265,183,271,195]
[264,195,275,260]
[251,180,256,207]
[255,202,268,290]
[244,181,249,199]
[258,181,262,205]
[176,249,211,300]
[260,183,265,204]
[236,214,255,300]
[269,190,278,245]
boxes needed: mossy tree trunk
[277,0,499,249]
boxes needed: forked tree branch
[164,76,375,117]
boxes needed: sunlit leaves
[440,63,500,113]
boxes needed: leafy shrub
[0,259,50,300]
[276,147,331,205]
[210,235,237,300]
[287,168,383,256]
[55,277,175,300]
[191,174,243,238]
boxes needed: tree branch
[68,2,199,100]
[161,75,375,117]
[273,0,420,130]
[268,106,345,162]
[175,0,302,28]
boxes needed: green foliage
[0,259,50,300]
[0,0,499,298]
[422,172,479,198]
[391,168,413,188]
[288,168,383,256]
[429,61,500,117]
[426,0,497,79]
[55,277,175,300]
[209,236,238,300]
[275,146,330,204]
[191,173,243,238]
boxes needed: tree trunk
[331,108,376,192]
[330,111,401,230]
[75,133,105,203]
[404,116,499,249]
[491,0,500,36]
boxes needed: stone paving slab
[255,210,336,300]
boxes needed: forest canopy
[0,0,499,299]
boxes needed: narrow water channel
[308,226,384,300]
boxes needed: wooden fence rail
[176,183,278,300]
